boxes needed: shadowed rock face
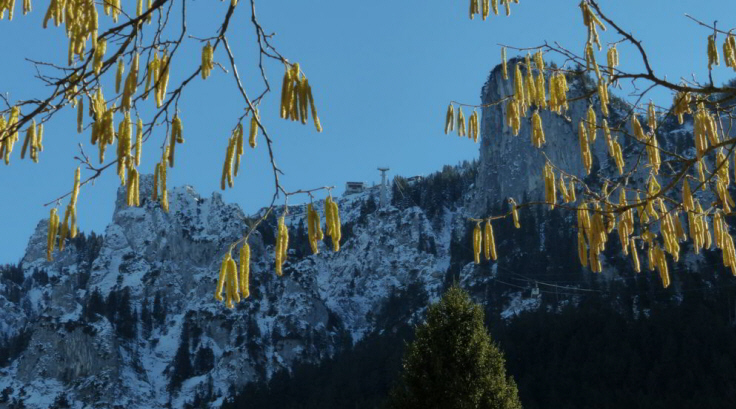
[473,60,615,214]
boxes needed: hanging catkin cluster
[559,174,576,203]
[201,42,214,79]
[672,91,692,125]
[38,0,100,65]
[548,71,569,114]
[631,112,661,174]
[274,214,289,276]
[707,34,719,70]
[531,110,545,147]
[713,212,736,276]
[693,102,719,159]
[471,220,498,263]
[279,63,322,132]
[606,45,619,80]
[445,105,479,143]
[0,0,16,19]
[469,0,517,19]
[578,120,592,175]
[19,119,43,163]
[724,34,736,71]
[214,243,251,309]
[468,110,479,142]
[616,189,634,255]
[508,197,520,229]
[143,50,171,108]
[579,0,606,50]
[307,203,325,254]
[168,114,183,168]
[325,196,342,252]
[0,106,21,164]
[46,168,81,261]
[221,123,244,190]
[715,149,734,212]
[152,145,169,213]
[602,119,624,175]
[457,107,467,137]
[543,161,556,209]
[598,78,609,117]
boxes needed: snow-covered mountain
[0,61,710,408]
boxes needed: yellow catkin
[543,161,556,209]
[457,107,466,137]
[524,54,536,108]
[152,163,159,201]
[673,91,692,125]
[280,214,290,269]
[482,220,493,260]
[501,47,508,80]
[473,223,482,264]
[578,120,592,175]
[724,35,736,71]
[239,243,250,298]
[121,53,139,111]
[585,42,601,79]
[275,217,284,276]
[307,203,320,254]
[249,110,259,148]
[531,110,545,148]
[630,238,640,273]
[160,155,169,213]
[115,58,124,94]
[506,100,520,136]
[201,41,214,80]
[708,34,719,70]
[233,123,244,177]
[76,98,84,134]
[559,174,569,203]
[444,104,455,134]
[513,63,526,113]
[20,120,36,160]
[135,118,143,166]
[469,0,479,19]
[221,134,236,190]
[156,52,170,108]
[46,208,59,261]
[577,231,588,267]
[586,105,597,142]
[598,78,609,117]
[606,45,619,79]
[226,255,239,308]
[117,113,132,185]
[59,206,70,252]
[168,115,183,167]
[509,198,520,228]
[330,199,341,251]
[647,101,657,131]
[469,110,479,142]
[215,254,229,302]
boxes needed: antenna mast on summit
[378,167,390,208]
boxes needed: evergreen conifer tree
[388,286,521,409]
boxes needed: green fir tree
[388,286,521,409]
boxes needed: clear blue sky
[1,0,734,263]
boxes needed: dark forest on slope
[218,169,736,409]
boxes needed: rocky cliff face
[473,60,636,214]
